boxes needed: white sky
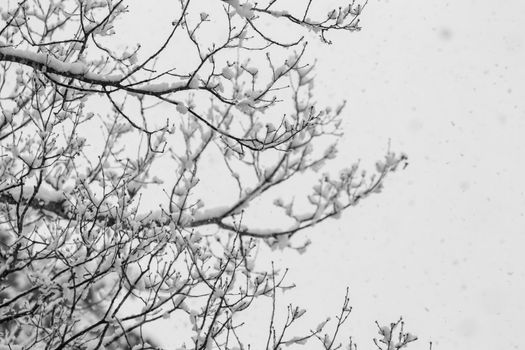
[274,1,525,349]
[113,0,525,349]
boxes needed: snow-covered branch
[0,1,417,349]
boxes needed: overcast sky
[273,1,524,349]
[121,0,525,349]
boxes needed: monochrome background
[115,0,525,349]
